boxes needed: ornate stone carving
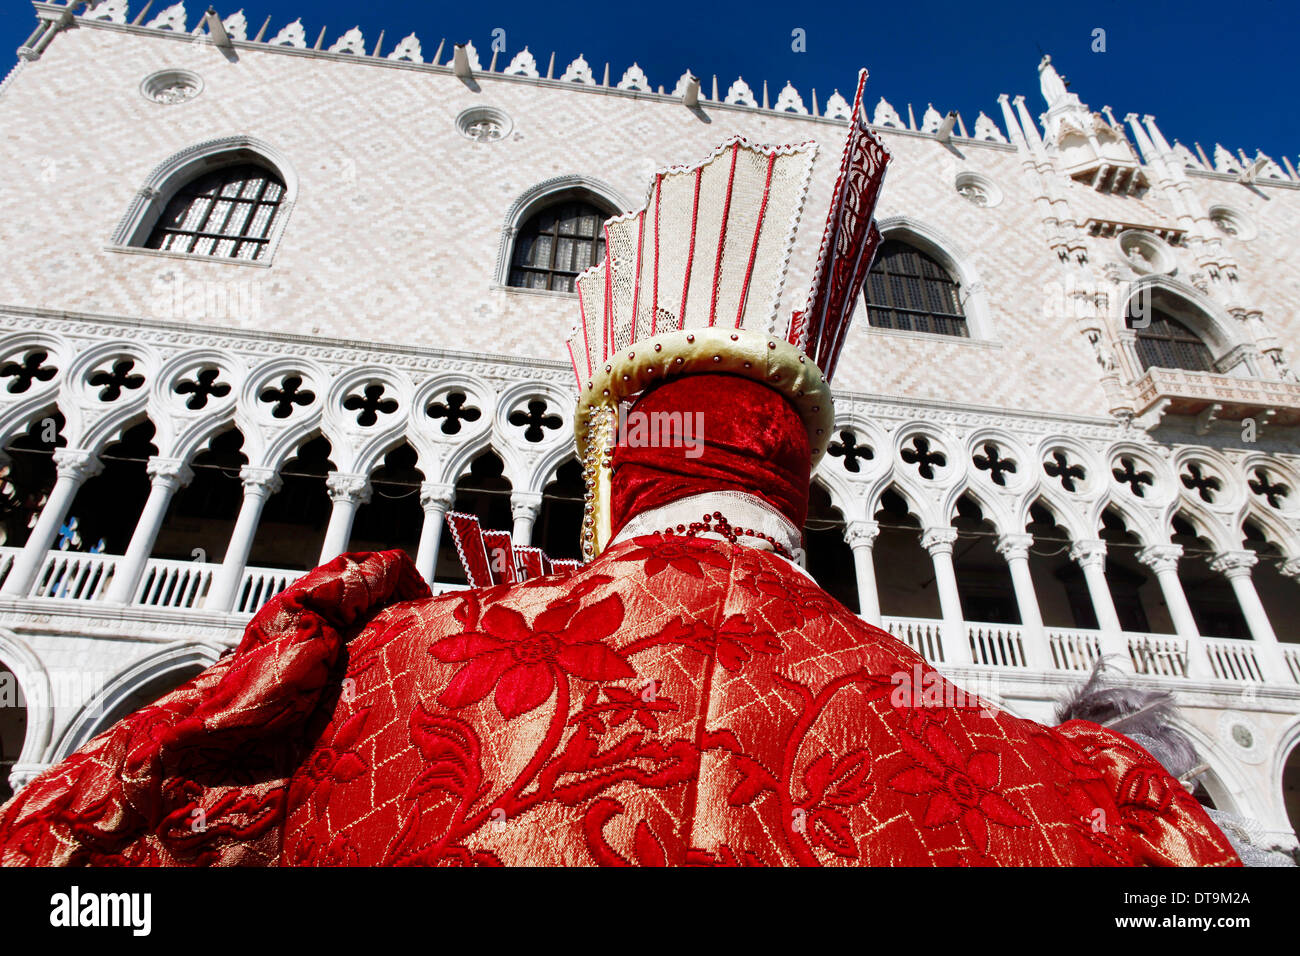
[774,82,807,114]
[239,466,282,497]
[560,54,594,85]
[1136,544,1182,574]
[1209,550,1257,578]
[843,519,880,549]
[617,63,651,92]
[147,457,193,488]
[1069,539,1107,569]
[503,48,539,78]
[140,69,203,105]
[326,472,372,505]
[994,533,1034,561]
[51,449,102,482]
[724,77,756,107]
[419,481,456,513]
[387,33,423,63]
[327,27,367,56]
[510,490,544,522]
[920,527,959,555]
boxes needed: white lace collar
[609,490,813,579]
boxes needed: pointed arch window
[1127,308,1214,372]
[865,239,968,337]
[508,200,612,293]
[145,163,286,261]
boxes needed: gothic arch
[873,215,995,339]
[0,628,52,769]
[109,135,299,264]
[1167,715,1253,819]
[1118,276,1252,375]
[492,174,632,288]
[51,641,223,761]
[811,468,866,524]
[1168,501,1237,554]
[1269,716,1300,842]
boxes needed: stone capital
[326,471,372,505]
[1136,543,1183,574]
[1280,557,1300,580]
[51,448,102,482]
[147,456,193,488]
[995,533,1035,561]
[419,481,457,513]
[843,519,880,550]
[920,526,959,556]
[510,491,544,521]
[1069,538,1108,569]
[1209,550,1257,579]
[239,466,282,497]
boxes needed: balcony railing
[0,547,469,617]
[1133,367,1300,427]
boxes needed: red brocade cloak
[0,544,1237,866]
[0,377,1238,866]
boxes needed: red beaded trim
[656,511,794,560]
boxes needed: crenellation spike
[253,14,270,42]
[372,29,384,57]
[810,88,818,116]
[431,38,444,65]
[762,80,769,109]
[131,1,154,26]
[314,25,326,50]
[489,48,498,71]
[907,103,916,130]
[546,51,555,78]
[711,74,718,101]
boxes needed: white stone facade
[0,4,1297,848]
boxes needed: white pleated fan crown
[566,70,890,390]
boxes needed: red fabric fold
[0,550,429,866]
[609,373,811,537]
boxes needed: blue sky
[2,0,1295,160]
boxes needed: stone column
[206,467,282,612]
[105,457,193,604]
[1069,539,1122,635]
[1210,552,1286,682]
[510,490,543,547]
[415,481,457,586]
[844,519,881,626]
[921,527,971,664]
[995,533,1049,669]
[1136,544,1200,638]
[1,449,101,597]
[318,472,371,565]
[1136,543,1214,678]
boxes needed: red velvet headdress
[568,71,890,559]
